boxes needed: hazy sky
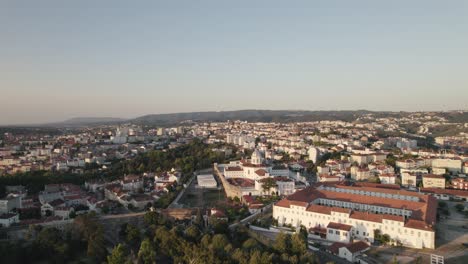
[1,1,467,125]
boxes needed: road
[168,168,213,208]
[229,203,273,229]
[100,212,146,220]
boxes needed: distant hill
[130,110,379,125]
[45,117,126,127]
[38,110,467,127]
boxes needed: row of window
[318,198,411,217]
[321,186,419,202]
[328,229,347,236]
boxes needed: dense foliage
[0,212,106,263]
[107,211,319,264]
[0,139,229,195]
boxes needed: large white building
[219,149,295,196]
[223,149,290,180]
[431,158,462,174]
[273,183,437,249]
[197,174,217,188]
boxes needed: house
[396,159,417,169]
[242,195,265,214]
[210,208,228,222]
[379,174,396,184]
[318,174,345,183]
[351,166,371,181]
[0,213,19,227]
[121,174,144,192]
[54,206,74,219]
[326,222,353,243]
[422,174,446,189]
[128,194,154,210]
[0,195,22,214]
[41,199,66,217]
[85,180,106,192]
[452,178,468,190]
[154,169,181,184]
[329,241,370,262]
[401,172,418,187]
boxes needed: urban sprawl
[0,111,467,263]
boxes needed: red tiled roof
[274,183,437,230]
[306,204,332,214]
[421,188,468,198]
[423,174,445,179]
[227,178,255,187]
[405,219,433,231]
[346,241,370,253]
[329,242,347,254]
[225,166,243,171]
[327,222,352,231]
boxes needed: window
[328,230,333,234]
[336,231,340,235]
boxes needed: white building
[121,175,144,192]
[197,174,217,188]
[0,195,22,214]
[396,138,418,150]
[401,172,418,187]
[329,241,370,262]
[432,158,462,174]
[308,147,320,163]
[0,213,19,227]
[273,183,437,249]
[379,174,397,184]
[223,149,289,180]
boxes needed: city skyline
[1,1,468,124]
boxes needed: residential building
[422,174,446,189]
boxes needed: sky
[1,1,467,125]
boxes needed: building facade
[273,183,437,249]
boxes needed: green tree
[87,227,107,261]
[274,232,291,254]
[194,208,204,228]
[381,234,391,244]
[242,238,261,253]
[291,233,307,255]
[185,225,200,241]
[125,224,141,249]
[261,178,277,195]
[249,250,262,264]
[107,244,128,264]
[138,238,156,264]
[144,211,161,226]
